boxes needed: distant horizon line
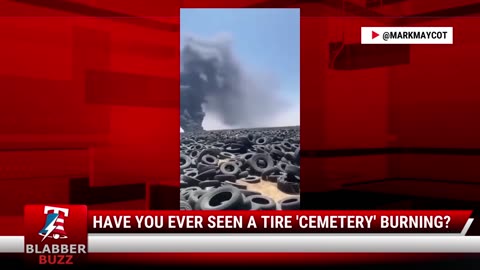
[181,125,300,133]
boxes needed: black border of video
[180,8,300,210]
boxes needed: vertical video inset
[180,8,300,210]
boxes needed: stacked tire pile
[180,127,300,210]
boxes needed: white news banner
[3,234,480,253]
[361,27,453,44]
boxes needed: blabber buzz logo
[24,205,88,265]
[39,206,69,241]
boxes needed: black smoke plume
[180,35,286,132]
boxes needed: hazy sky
[180,8,300,131]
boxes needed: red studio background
[1,0,480,267]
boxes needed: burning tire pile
[180,127,300,210]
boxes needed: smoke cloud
[180,34,290,132]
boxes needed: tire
[196,168,217,181]
[180,154,192,170]
[261,166,281,181]
[183,168,197,173]
[284,152,296,163]
[190,150,200,159]
[255,137,268,145]
[278,196,300,210]
[199,180,221,189]
[240,190,262,198]
[214,174,237,182]
[192,144,203,151]
[237,136,252,148]
[276,162,288,172]
[219,152,236,159]
[197,163,216,174]
[242,175,260,184]
[180,180,189,188]
[184,169,199,178]
[197,148,221,163]
[294,147,300,165]
[180,191,188,201]
[267,174,283,183]
[253,145,267,153]
[248,195,277,210]
[285,165,300,177]
[247,133,256,143]
[270,149,285,160]
[213,142,225,148]
[222,181,248,190]
[181,186,202,200]
[249,153,274,175]
[241,194,252,210]
[188,190,207,209]
[238,171,249,179]
[281,141,294,152]
[224,144,244,153]
[181,175,200,186]
[286,174,300,183]
[201,154,218,166]
[271,144,284,152]
[220,161,240,176]
[180,200,193,210]
[197,186,245,210]
[277,175,300,194]
[233,159,244,169]
[241,153,255,161]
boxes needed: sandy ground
[237,178,291,203]
[217,159,294,203]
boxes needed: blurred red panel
[300,17,328,151]
[86,200,146,210]
[303,156,388,192]
[71,0,179,16]
[371,0,480,16]
[0,177,71,215]
[0,17,73,80]
[302,17,390,151]
[86,70,178,108]
[390,155,480,183]
[0,18,111,150]
[181,0,267,8]
[1,0,480,242]
[0,0,180,227]
[0,0,73,16]
[0,150,88,181]
[322,64,389,149]
[329,43,410,70]
[389,18,480,148]
[73,26,111,72]
[0,75,110,137]
[92,106,178,187]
